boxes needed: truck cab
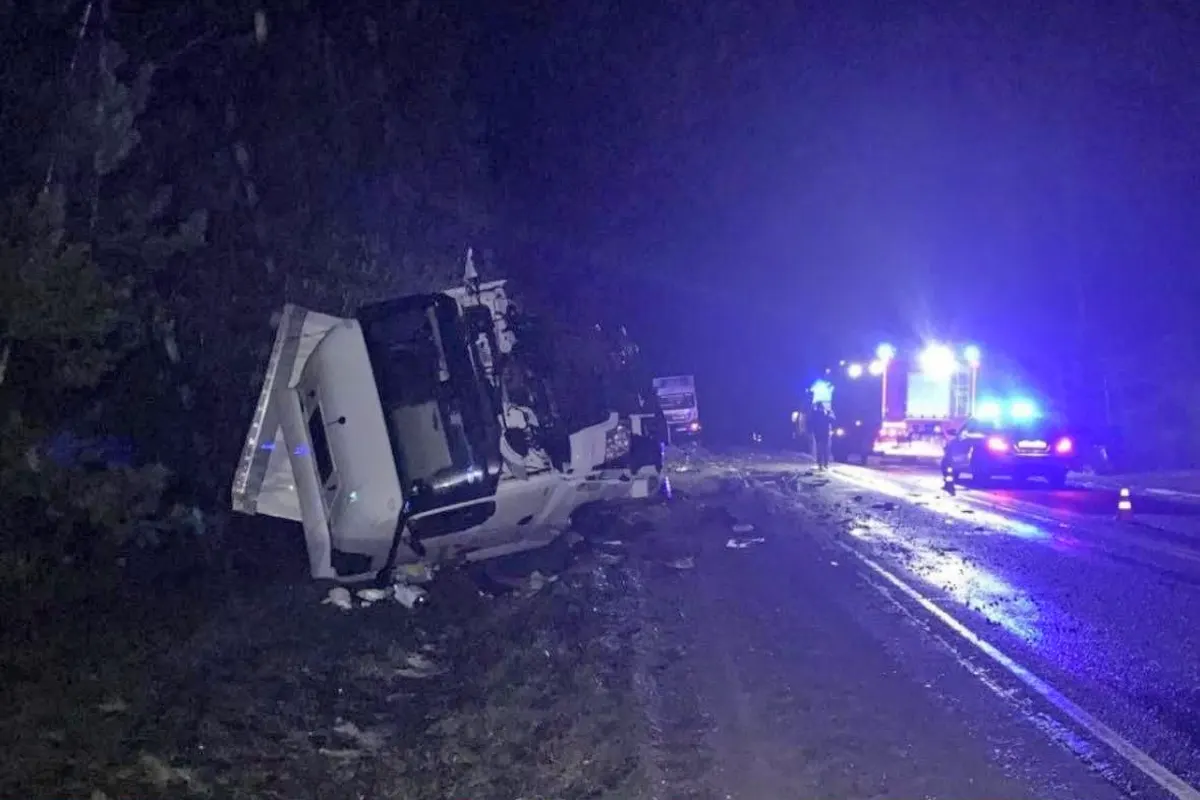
[232,273,664,583]
[653,374,701,441]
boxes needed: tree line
[0,0,515,595]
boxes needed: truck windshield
[659,393,696,411]
[358,294,501,513]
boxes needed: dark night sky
[478,1,1200,439]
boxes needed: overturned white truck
[231,272,665,583]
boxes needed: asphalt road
[690,452,1200,799]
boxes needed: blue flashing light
[975,399,1002,421]
[1010,399,1038,420]
[810,379,834,405]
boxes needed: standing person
[810,402,835,469]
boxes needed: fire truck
[872,343,981,461]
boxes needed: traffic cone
[1116,487,1132,517]
[943,465,957,496]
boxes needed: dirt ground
[0,497,680,800]
[0,456,1128,799]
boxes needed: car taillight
[1055,437,1074,454]
[986,436,1009,453]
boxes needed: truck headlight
[835,427,846,437]
[605,423,632,462]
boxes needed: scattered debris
[666,556,696,570]
[356,587,391,605]
[395,652,445,679]
[526,570,560,593]
[321,586,354,611]
[333,719,388,751]
[318,747,365,760]
[731,522,755,534]
[830,560,839,567]
[137,753,207,794]
[394,562,436,584]
[97,697,128,715]
[393,583,429,609]
[872,502,897,512]
[726,537,766,550]
[853,495,864,502]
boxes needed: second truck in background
[653,374,701,443]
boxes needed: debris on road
[97,697,129,715]
[393,583,429,608]
[526,570,560,594]
[325,581,431,610]
[732,522,756,534]
[356,587,391,605]
[394,562,436,584]
[332,719,389,751]
[726,536,766,549]
[395,652,445,679]
[134,753,207,795]
[667,556,696,569]
[322,586,354,611]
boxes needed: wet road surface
[707,454,1200,799]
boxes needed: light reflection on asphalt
[847,516,1043,644]
[832,465,1050,541]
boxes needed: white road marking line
[839,540,1200,800]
